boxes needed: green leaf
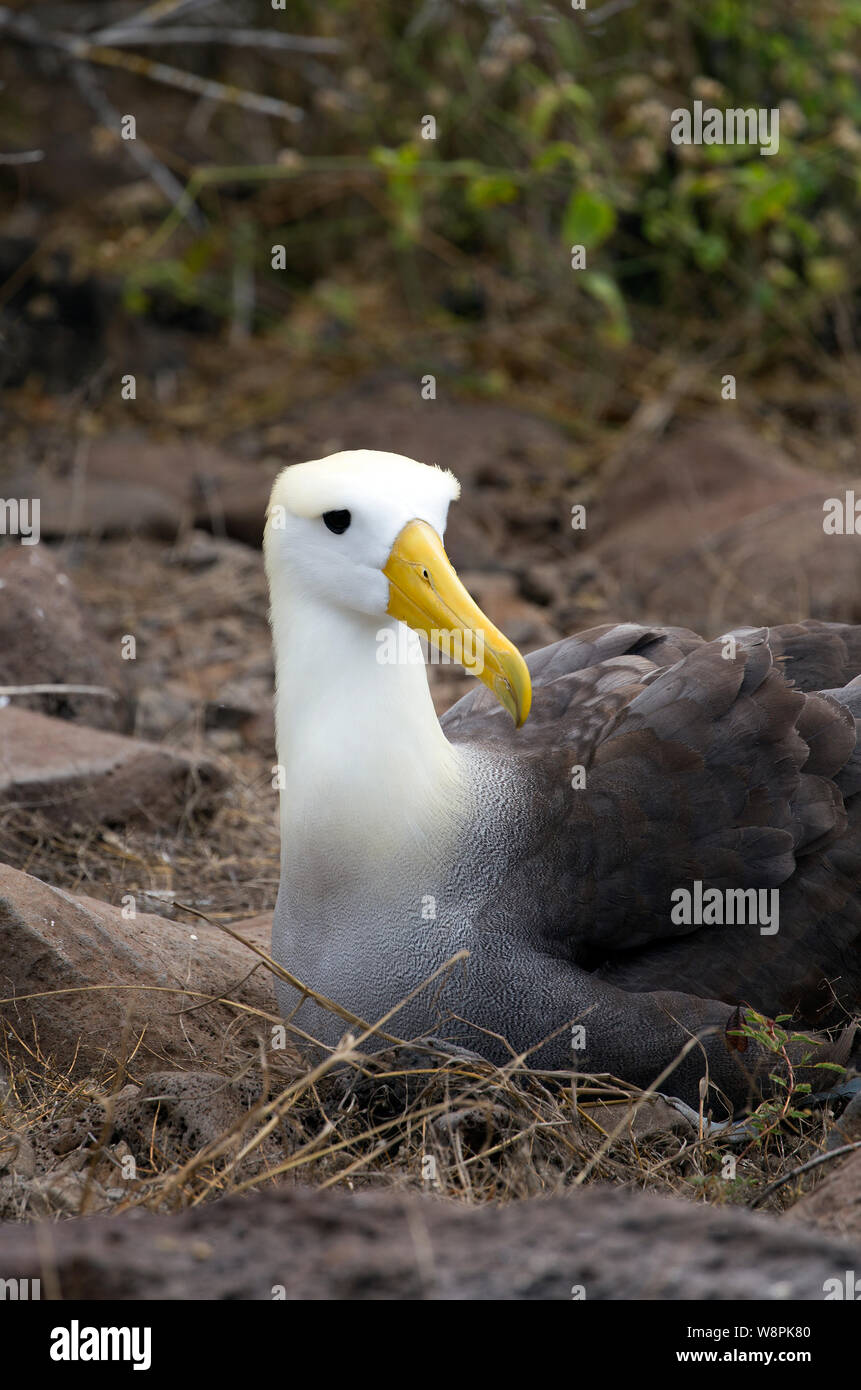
[807,257,848,293]
[563,190,616,250]
[466,175,519,210]
[580,270,631,345]
[530,82,593,139]
[736,174,798,232]
[122,284,150,316]
[692,232,729,270]
[533,142,588,175]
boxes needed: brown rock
[112,1070,279,1177]
[825,1092,861,1150]
[586,1096,695,1143]
[203,673,275,754]
[0,1128,36,1178]
[203,476,270,548]
[788,1144,861,1243]
[0,706,227,830]
[166,529,254,572]
[7,467,181,541]
[132,683,196,741]
[112,1071,249,1158]
[458,570,559,651]
[23,1160,110,1218]
[0,546,130,731]
[0,1183,856,1299]
[591,419,861,633]
[7,437,272,545]
[86,437,271,546]
[0,863,275,1074]
[277,377,578,571]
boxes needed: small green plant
[727,1007,845,1156]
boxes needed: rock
[204,674,275,753]
[457,570,559,651]
[133,683,197,741]
[5,467,181,541]
[0,1129,36,1178]
[0,546,130,731]
[788,1147,861,1242]
[23,1159,112,1219]
[166,529,253,572]
[113,1071,246,1156]
[826,1092,861,1149]
[134,673,274,753]
[0,863,275,1073]
[6,438,272,545]
[276,376,579,572]
[0,706,227,830]
[0,1183,856,1299]
[430,1105,509,1150]
[591,419,861,633]
[112,1070,278,1174]
[522,560,575,609]
[88,437,271,545]
[41,1101,107,1159]
[202,476,270,548]
[586,1096,696,1143]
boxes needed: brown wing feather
[443,621,861,1025]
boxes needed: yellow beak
[383,519,532,727]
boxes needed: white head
[264,448,530,725]
[264,449,459,618]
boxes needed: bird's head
[264,449,531,726]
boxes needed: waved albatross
[264,450,861,1113]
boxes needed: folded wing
[442,621,861,1024]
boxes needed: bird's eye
[323,509,351,535]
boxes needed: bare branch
[750,1138,861,1207]
[123,0,217,24]
[0,6,305,123]
[583,0,639,25]
[91,26,343,54]
[0,684,118,699]
[0,149,44,164]
[70,60,206,230]
[0,8,56,45]
[82,45,305,122]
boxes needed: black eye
[323,509,351,535]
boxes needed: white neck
[270,593,468,892]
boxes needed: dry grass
[1,957,852,1225]
[0,790,278,925]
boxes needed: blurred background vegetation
[1,0,860,441]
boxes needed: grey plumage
[275,619,861,1115]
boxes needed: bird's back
[442,619,861,1026]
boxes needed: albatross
[264,449,861,1112]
